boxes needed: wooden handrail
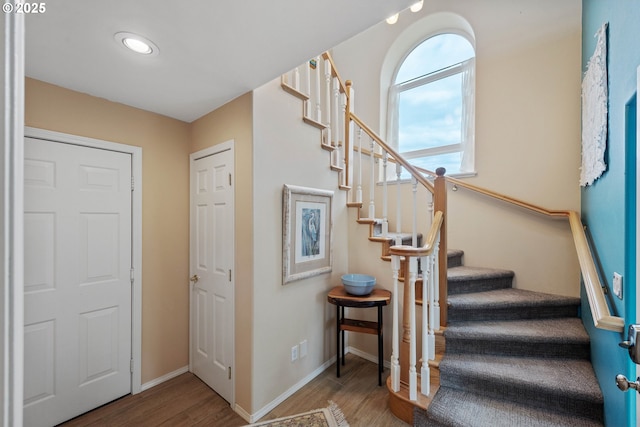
[389,211,444,257]
[349,112,435,193]
[417,166,623,333]
[322,52,347,95]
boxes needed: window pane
[412,152,462,176]
[396,34,474,84]
[398,73,463,153]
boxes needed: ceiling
[24,0,414,123]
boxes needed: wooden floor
[59,354,409,427]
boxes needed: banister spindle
[305,60,311,116]
[421,254,431,396]
[292,66,300,91]
[395,163,402,245]
[356,128,363,204]
[324,59,332,149]
[314,56,321,123]
[433,231,441,332]
[408,257,418,401]
[339,90,347,187]
[390,255,401,392]
[368,138,375,219]
[382,152,389,238]
[412,176,418,247]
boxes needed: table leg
[378,305,383,386]
[341,306,345,366]
[336,304,340,378]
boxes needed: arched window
[388,33,475,176]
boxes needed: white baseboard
[239,355,338,423]
[140,365,189,392]
[346,346,390,369]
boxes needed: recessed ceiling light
[386,13,399,25]
[114,32,159,56]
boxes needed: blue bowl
[341,274,376,296]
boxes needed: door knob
[619,324,640,364]
[616,374,640,394]
[189,274,200,284]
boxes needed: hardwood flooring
[59,354,409,427]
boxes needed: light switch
[613,272,623,299]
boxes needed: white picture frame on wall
[282,184,333,284]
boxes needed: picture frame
[282,184,333,284]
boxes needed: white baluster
[408,257,418,401]
[305,60,311,116]
[368,138,375,219]
[293,66,300,91]
[324,59,332,148]
[412,176,418,247]
[421,255,431,396]
[395,163,402,246]
[314,56,322,123]
[339,90,347,187]
[433,232,441,331]
[390,254,401,392]
[382,152,389,238]
[356,128,363,204]
[332,77,340,167]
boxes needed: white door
[190,143,234,404]
[23,138,132,426]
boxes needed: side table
[327,285,391,386]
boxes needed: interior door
[23,138,132,426]
[190,143,234,404]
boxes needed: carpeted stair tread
[444,318,591,359]
[447,249,464,268]
[447,288,580,321]
[419,387,604,427]
[447,266,514,294]
[439,354,603,418]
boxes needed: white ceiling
[24,0,414,122]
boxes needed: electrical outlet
[300,340,308,358]
[613,272,623,299]
[291,345,298,362]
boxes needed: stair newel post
[356,128,363,204]
[382,152,389,237]
[420,254,431,396]
[434,167,448,327]
[368,138,376,219]
[408,256,418,401]
[411,176,418,247]
[390,254,401,393]
[395,163,403,245]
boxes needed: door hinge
[228,366,232,380]
[228,269,232,282]
[131,176,135,191]
[228,173,232,186]
[130,268,135,284]
[130,359,134,373]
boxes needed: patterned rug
[246,401,349,427]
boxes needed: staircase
[414,250,604,427]
[279,54,615,427]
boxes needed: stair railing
[283,52,448,402]
[419,168,624,333]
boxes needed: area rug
[246,401,349,427]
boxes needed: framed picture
[283,184,333,284]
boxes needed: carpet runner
[415,250,604,426]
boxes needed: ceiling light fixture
[114,32,159,56]
[387,1,424,25]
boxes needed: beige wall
[189,92,254,413]
[25,78,191,384]
[251,78,350,414]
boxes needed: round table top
[327,286,391,307]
